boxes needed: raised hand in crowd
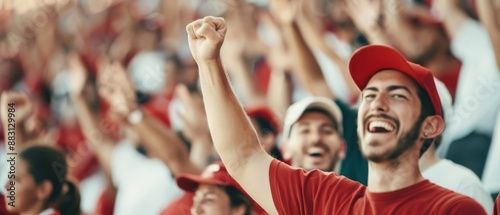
[269,0,335,99]
[175,84,214,170]
[221,9,266,106]
[343,0,389,45]
[1,91,33,151]
[477,0,500,69]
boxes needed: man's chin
[302,163,333,172]
[365,154,388,163]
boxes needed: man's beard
[359,118,424,163]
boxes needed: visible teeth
[369,121,395,132]
[308,148,324,155]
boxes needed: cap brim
[349,45,421,90]
[283,97,343,140]
[176,174,227,193]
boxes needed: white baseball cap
[282,97,343,140]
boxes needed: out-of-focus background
[0,0,499,214]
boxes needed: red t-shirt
[269,160,486,215]
[159,193,194,215]
[494,193,499,215]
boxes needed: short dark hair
[223,186,253,215]
[254,116,278,135]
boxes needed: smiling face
[286,111,345,171]
[357,70,425,163]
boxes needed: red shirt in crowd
[494,193,499,215]
[269,160,486,215]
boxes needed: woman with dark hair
[4,145,80,215]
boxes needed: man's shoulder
[425,182,486,214]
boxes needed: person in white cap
[281,97,345,173]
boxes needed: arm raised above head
[186,16,277,214]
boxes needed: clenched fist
[186,16,227,62]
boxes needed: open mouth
[367,120,396,133]
[307,148,325,158]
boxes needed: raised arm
[186,16,277,214]
[296,0,360,100]
[1,91,32,154]
[69,55,116,177]
[99,61,201,176]
[221,14,266,106]
[477,0,500,69]
[270,0,335,99]
[433,0,470,40]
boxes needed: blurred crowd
[0,0,499,214]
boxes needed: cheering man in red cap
[185,16,486,214]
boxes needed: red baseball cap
[348,45,442,117]
[176,162,267,215]
[177,162,239,192]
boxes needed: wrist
[127,108,144,125]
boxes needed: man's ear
[281,141,292,161]
[339,140,346,160]
[36,180,53,201]
[231,204,247,215]
[420,115,445,139]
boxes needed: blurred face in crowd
[286,111,345,171]
[4,159,48,213]
[327,0,354,29]
[191,185,246,215]
[250,118,277,154]
[357,70,424,163]
[389,6,445,65]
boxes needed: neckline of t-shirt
[366,180,431,201]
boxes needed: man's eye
[364,94,376,100]
[391,94,407,99]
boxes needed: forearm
[132,114,200,175]
[226,57,265,105]
[198,58,266,174]
[437,3,470,40]
[71,96,114,176]
[266,70,291,122]
[477,0,500,69]
[283,22,335,99]
[189,136,214,171]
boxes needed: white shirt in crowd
[111,139,183,215]
[422,159,494,214]
[481,107,500,194]
[439,19,500,155]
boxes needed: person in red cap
[185,16,486,214]
[176,162,265,215]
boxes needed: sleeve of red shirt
[446,196,488,215]
[268,159,362,215]
[494,194,499,215]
